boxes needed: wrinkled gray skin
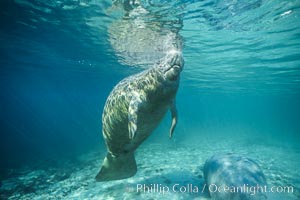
[96,52,184,182]
[204,153,267,200]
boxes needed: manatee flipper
[169,100,177,138]
[95,152,137,182]
[128,92,143,139]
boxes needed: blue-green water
[0,0,299,199]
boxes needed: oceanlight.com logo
[205,184,294,196]
[131,183,294,196]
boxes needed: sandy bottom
[1,137,299,200]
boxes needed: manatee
[95,51,184,182]
[204,153,267,200]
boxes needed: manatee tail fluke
[95,152,137,182]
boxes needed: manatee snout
[169,51,184,70]
[165,65,181,81]
[163,51,184,81]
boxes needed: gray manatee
[96,51,184,182]
[204,153,267,200]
